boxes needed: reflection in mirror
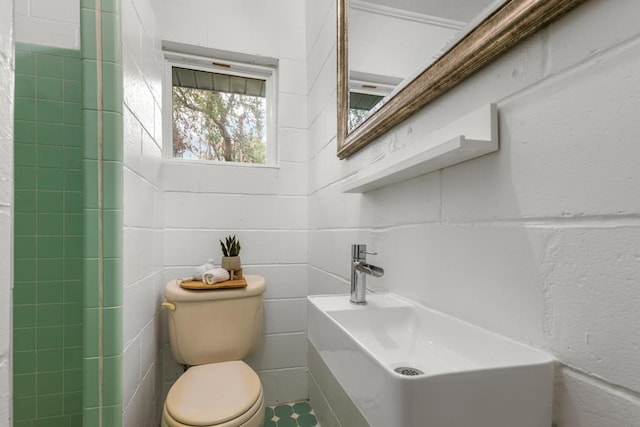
[348,0,497,131]
[348,71,401,132]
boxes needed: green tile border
[81,0,123,425]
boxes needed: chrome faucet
[351,244,384,304]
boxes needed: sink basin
[307,294,554,427]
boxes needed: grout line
[164,263,309,267]
[439,169,444,224]
[501,29,640,109]
[262,296,308,302]
[163,227,310,232]
[560,365,640,401]
[304,214,640,232]
[255,367,309,373]
[121,165,163,190]
[308,369,340,427]
[162,190,308,198]
[262,331,307,338]
[95,1,105,425]
[304,0,335,64]
[162,228,310,233]
[308,264,349,282]
[306,174,354,197]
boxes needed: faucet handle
[352,244,377,259]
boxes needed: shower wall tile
[15,98,36,121]
[12,43,84,426]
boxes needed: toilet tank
[164,274,266,366]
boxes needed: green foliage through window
[172,68,267,164]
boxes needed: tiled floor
[264,401,320,427]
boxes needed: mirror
[337,0,587,158]
[346,0,498,133]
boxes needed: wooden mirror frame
[337,0,587,159]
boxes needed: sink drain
[394,366,424,376]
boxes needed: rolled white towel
[193,258,216,280]
[202,268,230,285]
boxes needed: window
[349,91,385,132]
[164,51,277,165]
[348,72,402,132]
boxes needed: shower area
[12,3,124,426]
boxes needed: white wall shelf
[343,104,499,193]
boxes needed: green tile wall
[13,43,84,427]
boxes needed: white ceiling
[358,0,500,23]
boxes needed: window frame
[163,51,278,166]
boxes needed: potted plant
[220,235,242,273]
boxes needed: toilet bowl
[162,361,264,427]
[162,276,267,427]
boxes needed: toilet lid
[166,361,262,426]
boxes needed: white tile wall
[309,382,341,427]
[165,193,308,230]
[245,332,308,371]
[123,358,162,427]
[30,0,78,23]
[0,0,13,421]
[372,223,548,343]
[263,299,308,335]
[306,0,335,95]
[14,0,80,49]
[244,264,309,300]
[442,42,640,220]
[307,55,337,144]
[541,226,640,391]
[542,0,640,77]
[279,93,309,129]
[258,367,309,405]
[164,230,308,267]
[157,0,310,405]
[279,127,310,163]
[554,367,640,427]
[122,0,165,425]
[308,266,349,296]
[308,343,369,427]
[122,337,141,405]
[306,0,640,426]
[280,58,308,99]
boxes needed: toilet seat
[163,361,264,427]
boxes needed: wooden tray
[179,278,247,290]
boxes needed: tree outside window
[171,67,268,164]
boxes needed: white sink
[307,294,554,427]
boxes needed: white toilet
[162,275,266,427]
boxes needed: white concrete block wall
[14,0,80,50]
[157,0,310,405]
[122,0,166,425]
[306,0,640,426]
[0,0,14,423]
